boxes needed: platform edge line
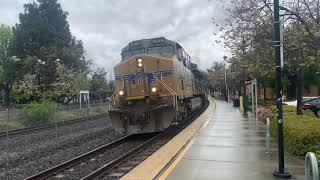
[155,99,216,180]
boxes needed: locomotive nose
[114,56,148,100]
[114,54,173,101]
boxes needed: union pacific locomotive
[110,37,206,134]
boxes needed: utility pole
[273,0,291,178]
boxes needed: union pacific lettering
[115,69,172,85]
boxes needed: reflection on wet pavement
[167,99,304,180]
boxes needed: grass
[0,116,25,131]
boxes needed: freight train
[110,37,206,134]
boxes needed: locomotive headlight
[138,62,143,67]
[119,90,124,96]
[137,58,143,63]
[151,87,157,93]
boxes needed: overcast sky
[0,0,230,78]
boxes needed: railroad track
[24,133,160,180]
[24,100,209,180]
[0,114,108,138]
[97,100,209,179]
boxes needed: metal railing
[305,152,319,180]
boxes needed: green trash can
[243,95,249,111]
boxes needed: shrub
[315,151,320,170]
[283,106,297,114]
[23,100,55,126]
[269,105,320,173]
[270,105,296,114]
[257,107,273,123]
[304,109,316,117]
[270,114,320,156]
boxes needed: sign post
[251,82,254,118]
[80,90,90,120]
[80,90,89,110]
[255,79,258,122]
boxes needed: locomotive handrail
[157,80,177,104]
[157,79,176,96]
[109,91,116,109]
[155,77,178,111]
[305,152,319,180]
[110,90,115,99]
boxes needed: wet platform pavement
[165,99,304,180]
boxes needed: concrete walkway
[166,99,304,180]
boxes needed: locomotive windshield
[122,48,145,59]
[147,45,174,55]
[122,45,174,60]
[121,38,178,60]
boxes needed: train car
[110,37,206,134]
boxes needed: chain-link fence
[0,99,117,167]
[0,100,114,140]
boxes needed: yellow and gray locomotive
[110,37,206,134]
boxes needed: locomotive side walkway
[122,98,305,180]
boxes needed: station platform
[122,98,304,180]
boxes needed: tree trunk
[263,84,267,106]
[296,68,304,115]
[4,84,11,108]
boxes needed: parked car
[302,97,320,117]
[283,97,319,107]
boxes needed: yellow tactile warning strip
[120,98,215,180]
[156,135,197,180]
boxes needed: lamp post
[219,78,223,96]
[273,0,291,178]
[223,56,228,102]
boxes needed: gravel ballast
[0,116,123,179]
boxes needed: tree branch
[280,5,320,47]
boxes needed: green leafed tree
[11,0,89,96]
[207,61,225,72]
[53,63,90,103]
[90,68,110,101]
[15,73,39,101]
[217,0,320,113]
[0,24,19,106]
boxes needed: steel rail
[81,133,161,180]
[24,134,134,180]
[82,100,208,179]
[24,99,208,180]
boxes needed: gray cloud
[0,0,230,77]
